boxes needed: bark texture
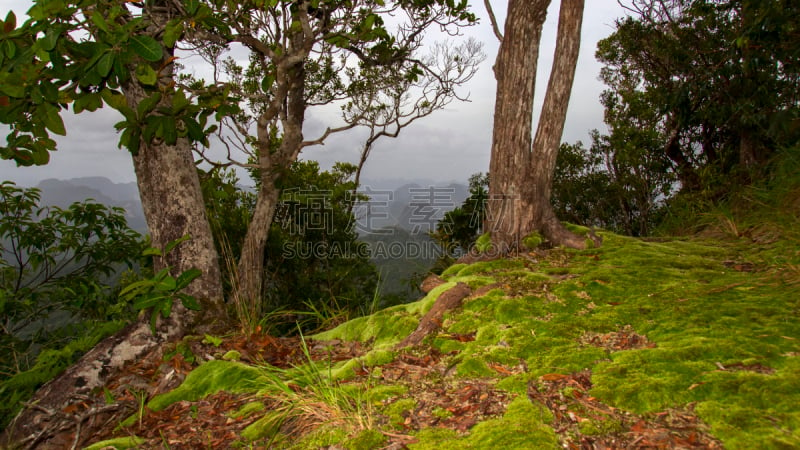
[487,0,591,251]
[236,32,308,305]
[129,99,224,313]
[488,0,550,251]
[396,283,472,349]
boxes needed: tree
[484,0,590,251]
[598,0,800,192]
[193,1,482,307]
[0,1,480,443]
[0,2,227,326]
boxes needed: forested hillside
[0,0,798,448]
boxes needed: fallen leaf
[541,373,569,381]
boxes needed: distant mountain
[35,177,147,233]
[357,182,469,232]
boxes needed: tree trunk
[487,0,550,252]
[236,59,307,305]
[487,0,590,251]
[525,0,587,249]
[130,136,225,320]
[123,45,224,320]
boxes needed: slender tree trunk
[487,0,590,251]
[525,0,587,248]
[236,60,306,305]
[487,0,550,252]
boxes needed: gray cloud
[0,1,626,188]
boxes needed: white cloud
[0,1,627,187]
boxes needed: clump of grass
[243,332,377,445]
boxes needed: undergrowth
[81,147,800,448]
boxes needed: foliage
[119,235,203,333]
[201,162,378,333]
[597,0,800,194]
[551,139,673,236]
[264,162,378,330]
[243,333,376,445]
[432,173,488,257]
[0,182,142,430]
[0,182,143,374]
[0,3,230,164]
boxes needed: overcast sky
[0,1,627,188]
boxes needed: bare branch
[484,0,504,42]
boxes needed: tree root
[396,282,472,349]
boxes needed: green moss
[455,357,495,378]
[241,411,285,442]
[345,429,387,449]
[448,274,497,289]
[287,424,348,449]
[313,283,459,349]
[411,396,558,449]
[330,349,397,380]
[228,401,265,420]
[383,398,417,428]
[441,263,468,278]
[83,437,146,450]
[522,232,544,249]
[428,407,450,419]
[578,417,624,436]
[456,259,525,277]
[222,350,241,361]
[367,385,408,404]
[564,223,591,235]
[475,232,492,253]
[147,360,264,411]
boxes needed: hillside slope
[19,151,800,449]
[70,224,799,449]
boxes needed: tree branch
[484,0,504,42]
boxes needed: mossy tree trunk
[487,0,591,251]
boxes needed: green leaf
[39,81,59,103]
[175,268,201,290]
[96,52,114,78]
[179,293,201,311]
[142,247,162,257]
[3,11,16,33]
[101,89,128,110]
[164,234,191,254]
[91,10,109,33]
[40,30,60,52]
[161,298,172,318]
[158,276,177,291]
[31,147,50,165]
[261,74,275,92]
[133,295,165,310]
[0,83,25,99]
[184,117,205,142]
[129,35,163,62]
[160,116,177,144]
[202,334,223,346]
[163,20,184,48]
[137,92,162,118]
[135,64,158,86]
[42,104,66,136]
[74,93,103,113]
[150,309,159,333]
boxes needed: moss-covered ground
[81,152,800,449]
